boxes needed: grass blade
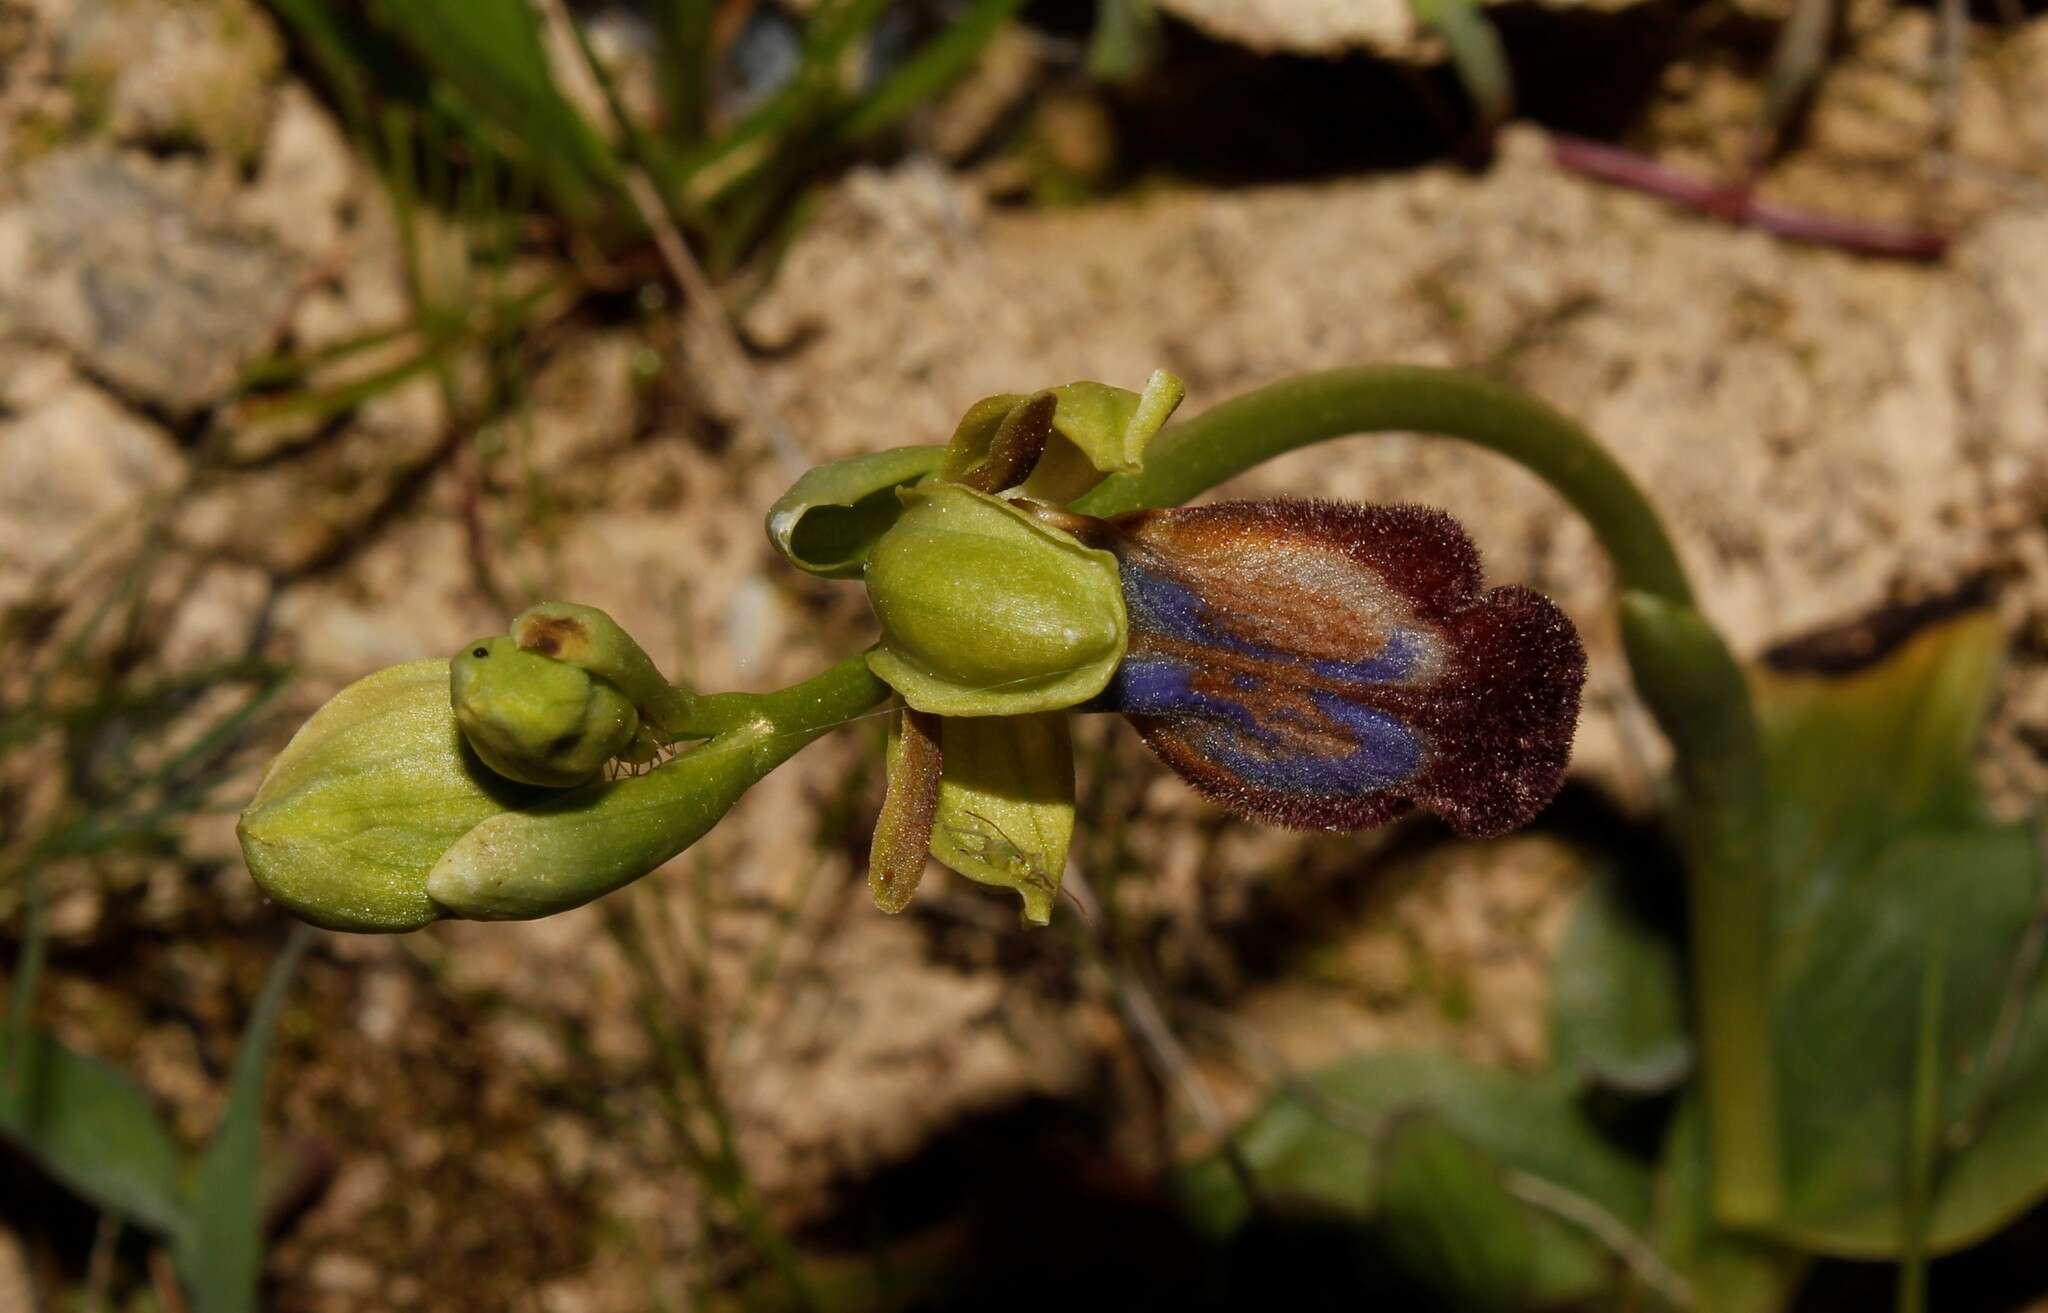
[654,0,717,146]
[0,1034,189,1237]
[368,0,620,216]
[1412,0,1514,134]
[838,0,1025,144]
[175,925,315,1313]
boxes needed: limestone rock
[0,350,183,611]
[0,147,297,418]
[57,0,283,159]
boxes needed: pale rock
[0,147,296,416]
[0,356,183,609]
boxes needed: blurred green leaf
[1175,1051,1651,1306]
[265,0,427,129]
[176,926,314,1313]
[653,0,716,146]
[1750,604,2048,1255]
[0,1031,189,1238]
[1756,605,2000,925]
[1085,0,1159,85]
[1650,1097,1806,1313]
[764,445,945,578]
[366,0,619,217]
[1373,1115,1532,1311]
[1770,821,2044,1254]
[1411,0,1514,132]
[1550,861,1691,1093]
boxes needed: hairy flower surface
[1081,500,1586,836]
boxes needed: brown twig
[1060,866,1260,1200]
[149,1248,191,1313]
[1549,132,1951,261]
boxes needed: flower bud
[237,660,542,932]
[864,484,1127,716]
[450,637,640,787]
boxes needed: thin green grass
[265,0,1020,273]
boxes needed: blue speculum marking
[1091,555,1434,798]
[1124,569,1429,684]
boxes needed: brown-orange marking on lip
[518,616,585,658]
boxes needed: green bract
[238,660,544,932]
[863,484,1127,716]
[451,637,640,787]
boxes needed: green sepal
[765,445,947,578]
[863,484,1126,716]
[237,659,545,933]
[929,713,1075,926]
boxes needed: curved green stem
[1073,365,1691,605]
[669,651,895,739]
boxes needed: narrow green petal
[929,713,1075,926]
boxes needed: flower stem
[1074,365,1690,603]
[1078,365,1782,1226]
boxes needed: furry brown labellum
[1080,500,1587,837]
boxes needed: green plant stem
[1075,365,1781,1226]
[670,650,893,740]
[1623,594,1782,1227]
[1073,365,1689,602]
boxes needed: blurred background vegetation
[3,0,2048,1309]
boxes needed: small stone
[0,147,297,417]
[58,0,284,160]
[0,355,183,610]
[239,82,356,258]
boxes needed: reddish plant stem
[1549,132,1951,261]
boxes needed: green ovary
[863,485,1126,716]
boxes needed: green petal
[511,601,694,733]
[929,713,1075,926]
[1022,369,1186,503]
[863,485,1126,716]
